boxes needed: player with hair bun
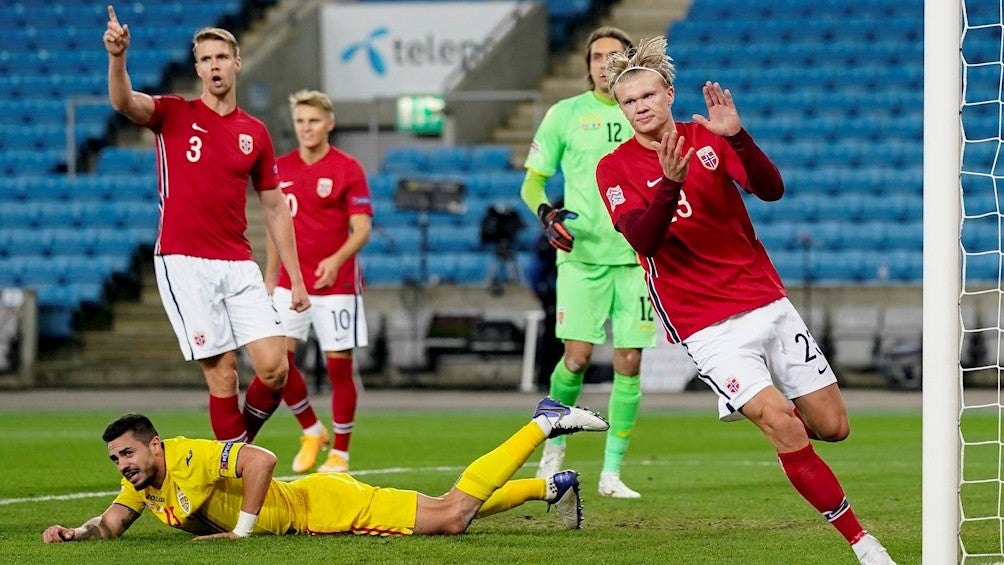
[597,36,896,565]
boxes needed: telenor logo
[341,27,390,75]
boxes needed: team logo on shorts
[556,307,566,326]
[317,178,333,198]
[192,331,206,348]
[176,489,191,514]
[725,376,741,394]
[697,146,719,170]
[605,185,625,210]
[239,133,253,155]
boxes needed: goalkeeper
[41,398,607,542]
[521,26,656,499]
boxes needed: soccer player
[40,398,607,542]
[256,89,373,474]
[103,5,310,443]
[521,26,656,499]
[596,36,896,565]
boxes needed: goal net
[947,0,1004,562]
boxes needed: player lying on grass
[41,398,606,541]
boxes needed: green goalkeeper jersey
[524,91,637,266]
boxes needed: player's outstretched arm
[42,503,141,543]
[103,5,154,125]
[259,189,310,312]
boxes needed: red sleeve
[252,127,279,192]
[145,95,178,131]
[345,159,374,216]
[724,128,784,201]
[615,178,682,257]
[597,152,681,258]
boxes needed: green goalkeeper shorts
[554,261,656,348]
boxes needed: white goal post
[924,0,961,563]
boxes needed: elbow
[758,183,785,202]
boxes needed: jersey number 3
[187,136,203,163]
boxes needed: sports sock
[475,478,546,518]
[327,357,357,452]
[242,376,283,443]
[456,422,545,501]
[792,406,820,440]
[778,444,866,544]
[545,357,584,448]
[602,373,642,474]
[282,350,319,430]
[209,394,246,442]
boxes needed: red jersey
[146,96,278,260]
[274,146,373,295]
[597,123,786,342]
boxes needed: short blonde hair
[192,27,240,57]
[606,36,677,100]
[288,89,335,119]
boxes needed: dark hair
[103,413,159,443]
[584,26,635,90]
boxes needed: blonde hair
[606,36,676,100]
[288,89,335,119]
[192,27,240,57]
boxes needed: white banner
[320,2,519,101]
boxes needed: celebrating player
[596,36,896,565]
[521,26,657,499]
[255,89,373,474]
[103,5,309,442]
[40,398,607,542]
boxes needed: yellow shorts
[291,473,418,536]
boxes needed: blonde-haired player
[250,89,373,474]
[597,36,896,565]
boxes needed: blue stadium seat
[425,146,471,174]
[428,225,480,252]
[6,229,53,257]
[885,222,923,251]
[469,145,513,171]
[840,222,888,251]
[50,228,98,257]
[811,250,866,283]
[382,147,428,174]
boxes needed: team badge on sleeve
[697,146,719,170]
[239,134,254,155]
[317,178,333,198]
[605,185,626,210]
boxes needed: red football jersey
[146,96,278,260]
[597,122,786,342]
[274,146,373,295]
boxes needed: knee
[613,349,642,375]
[814,419,851,443]
[256,360,289,389]
[563,348,591,373]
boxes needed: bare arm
[193,444,277,540]
[264,230,279,294]
[259,188,309,312]
[314,213,371,289]
[42,503,141,543]
[103,5,154,125]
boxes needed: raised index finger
[107,5,119,24]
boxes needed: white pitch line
[0,458,726,508]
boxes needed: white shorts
[272,287,369,352]
[154,255,283,361]
[683,298,837,421]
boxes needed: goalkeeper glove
[537,203,578,252]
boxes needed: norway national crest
[317,178,333,198]
[239,133,253,155]
[697,146,719,170]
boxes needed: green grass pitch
[0,400,985,564]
